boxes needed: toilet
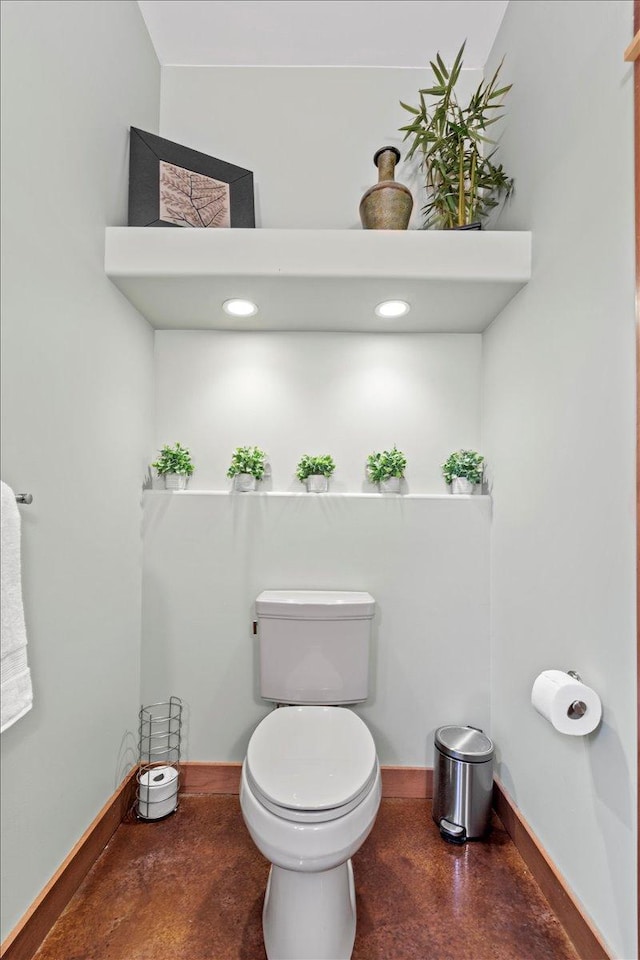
[240,589,381,960]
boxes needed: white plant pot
[163,473,188,491]
[451,477,474,495]
[234,473,257,492]
[379,477,401,494]
[305,475,328,493]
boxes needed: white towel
[1,481,33,733]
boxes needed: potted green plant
[366,446,407,493]
[151,442,194,491]
[399,42,513,229]
[442,449,484,494]
[227,446,267,492]
[296,454,336,493]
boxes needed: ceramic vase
[359,146,413,230]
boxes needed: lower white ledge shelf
[145,490,490,500]
[106,228,531,333]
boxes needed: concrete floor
[33,795,579,960]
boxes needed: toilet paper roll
[531,670,602,735]
[138,765,179,819]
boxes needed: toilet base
[263,859,356,960]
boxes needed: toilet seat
[246,706,377,824]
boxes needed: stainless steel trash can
[432,725,494,843]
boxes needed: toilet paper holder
[136,695,182,820]
[566,671,587,720]
[531,669,602,735]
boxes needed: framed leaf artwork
[128,127,255,228]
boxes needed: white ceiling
[137,0,509,69]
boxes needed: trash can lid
[435,725,494,763]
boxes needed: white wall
[0,0,158,940]
[481,2,636,957]
[154,331,482,493]
[141,492,490,764]
[150,64,491,771]
[146,329,487,761]
[159,65,482,230]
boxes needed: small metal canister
[432,725,494,843]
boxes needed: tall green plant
[400,42,513,229]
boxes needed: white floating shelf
[105,228,531,333]
[144,490,490,500]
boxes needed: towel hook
[16,494,33,504]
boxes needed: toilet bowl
[240,705,381,960]
[242,589,379,959]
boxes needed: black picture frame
[128,127,255,228]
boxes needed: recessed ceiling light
[222,298,258,318]
[375,300,410,319]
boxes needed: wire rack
[136,696,182,820]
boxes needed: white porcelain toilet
[240,589,381,960]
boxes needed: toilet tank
[255,590,375,704]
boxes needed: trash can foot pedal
[439,819,466,844]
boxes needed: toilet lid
[246,706,377,814]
